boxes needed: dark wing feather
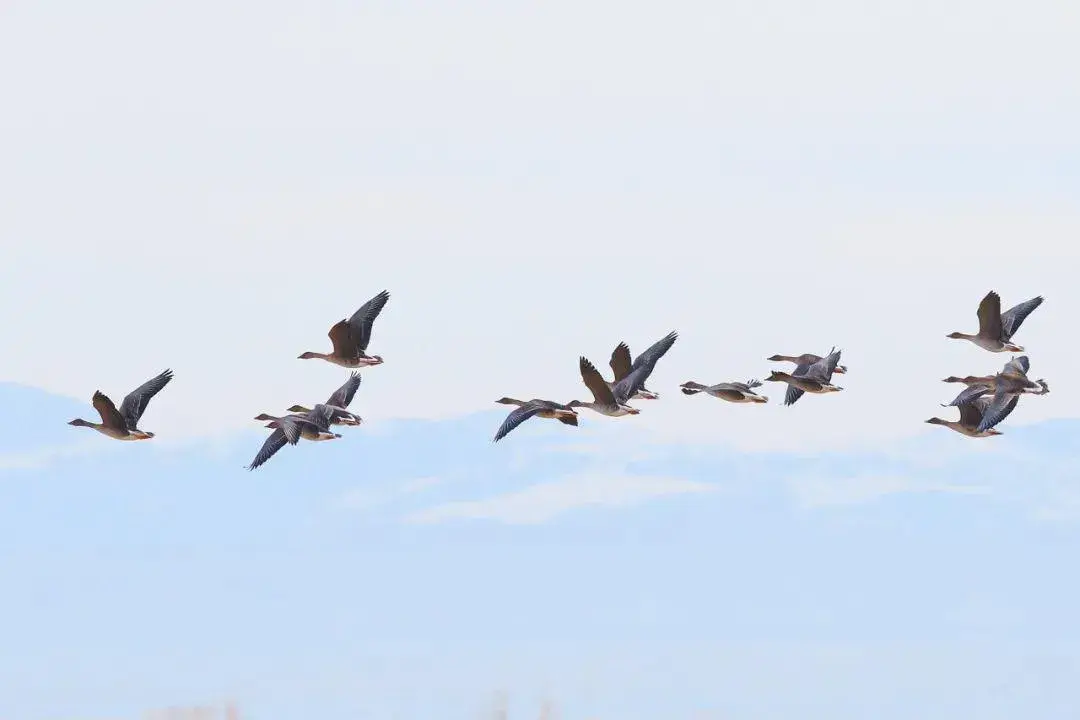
[1000,296,1043,340]
[609,343,633,382]
[613,364,650,403]
[92,391,128,431]
[493,401,545,442]
[327,319,355,357]
[327,372,362,408]
[248,428,290,470]
[630,331,678,373]
[803,348,840,382]
[945,384,991,407]
[305,404,335,432]
[783,361,812,406]
[790,361,812,378]
[957,400,984,428]
[279,417,303,444]
[556,413,578,427]
[614,331,678,400]
[975,392,1021,434]
[118,369,173,427]
[347,289,390,353]
[1002,355,1030,377]
[976,291,1004,340]
[783,384,805,406]
[579,357,616,405]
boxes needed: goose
[286,372,363,426]
[765,347,843,406]
[68,369,174,440]
[942,356,1034,392]
[569,331,677,417]
[946,291,1043,352]
[299,290,390,367]
[767,353,848,375]
[607,331,679,400]
[680,379,768,403]
[926,395,1017,438]
[767,352,848,406]
[568,357,642,417]
[941,356,1047,407]
[253,407,343,442]
[247,405,340,471]
[940,358,1049,435]
[492,398,579,442]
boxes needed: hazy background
[2,0,1079,718]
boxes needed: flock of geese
[64,289,1048,468]
[928,291,1049,437]
[68,290,391,470]
[495,290,1050,443]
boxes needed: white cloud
[786,472,991,509]
[0,0,1077,455]
[337,475,445,512]
[404,472,715,525]
[0,439,115,474]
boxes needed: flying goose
[942,355,1035,393]
[607,331,679,400]
[926,394,1018,438]
[940,357,1049,434]
[299,290,390,368]
[767,353,848,375]
[569,331,677,416]
[492,398,579,442]
[568,357,642,417]
[767,351,848,406]
[253,406,342,442]
[247,405,341,471]
[286,372,363,426]
[765,347,844,406]
[68,369,174,440]
[680,379,768,403]
[946,291,1043,352]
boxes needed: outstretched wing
[118,369,173,428]
[609,343,633,382]
[327,372,362,408]
[957,400,984,428]
[804,348,841,382]
[304,404,335,432]
[1000,296,1043,340]
[976,291,1005,340]
[248,428,290,471]
[279,417,303,444]
[784,361,812,406]
[493,401,545,442]
[975,392,1021,434]
[347,289,391,353]
[92,391,128,431]
[945,384,991,407]
[327,319,356,358]
[579,357,616,405]
[630,331,678,373]
[614,331,678,401]
[1002,355,1030,377]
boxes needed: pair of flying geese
[492,335,851,442]
[67,291,392,471]
[928,291,1049,438]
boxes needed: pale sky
[2,1,1079,718]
